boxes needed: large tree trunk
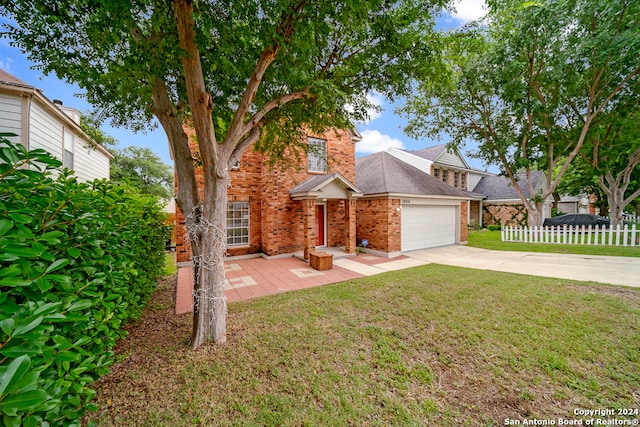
[528,202,544,228]
[190,172,228,348]
[599,169,640,229]
[607,196,625,228]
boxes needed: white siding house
[0,69,112,182]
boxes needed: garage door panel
[401,205,456,251]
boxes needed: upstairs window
[434,168,439,179]
[454,171,459,188]
[63,130,74,170]
[461,172,467,190]
[441,169,448,183]
[307,137,327,173]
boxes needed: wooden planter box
[309,252,333,271]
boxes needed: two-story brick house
[175,127,363,263]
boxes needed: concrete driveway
[405,245,640,288]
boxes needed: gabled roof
[289,172,363,199]
[0,69,33,88]
[0,68,113,160]
[356,151,469,198]
[408,144,471,170]
[411,145,447,161]
[473,171,546,200]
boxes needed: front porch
[289,173,363,260]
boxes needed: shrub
[487,225,501,231]
[0,135,169,426]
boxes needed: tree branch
[173,0,218,174]
[224,0,308,154]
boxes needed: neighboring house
[355,151,469,257]
[386,145,490,227]
[0,69,112,181]
[556,194,593,215]
[175,127,363,263]
[386,144,559,227]
[472,171,553,226]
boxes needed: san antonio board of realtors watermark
[504,407,639,426]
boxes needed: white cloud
[356,129,405,154]
[365,92,385,122]
[0,57,13,72]
[451,0,487,23]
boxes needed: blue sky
[0,0,492,172]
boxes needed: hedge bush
[0,135,169,426]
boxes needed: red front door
[315,204,325,246]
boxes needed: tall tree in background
[81,114,174,200]
[111,147,174,200]
[578,108,640,227]
[1,0,448,347]
[402,0,640,226]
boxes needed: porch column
[302,198,316,260]
[345,199,357,254]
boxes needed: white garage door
[401,205,456,251]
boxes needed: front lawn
[469,229,640,257]
[85,265,640,426]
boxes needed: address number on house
[401,199,411,204]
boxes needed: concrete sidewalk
[405,245,640,288]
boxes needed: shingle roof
[356,151,469,197]
[473,171,545,200]
[0,69,34,88]
[289,172,362,195]
[409,144,447,161]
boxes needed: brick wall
[260,128,356,255]
[175,127,357,262]
[469,200,481,227]
[460,201,469,243]
[356,198,401,253]
[327,199,346,247]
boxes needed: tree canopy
[402,0,640,226]
[80,113,174,200]
[1,0,451,347]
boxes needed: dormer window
[307,137,327,173]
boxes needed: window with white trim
[63,130,74,170]
[461,172,467,190]
[454,171,459,188]
[226,201,249,247]
[307,137,327,173]
[441,169,448,182]
[434,168,439,179]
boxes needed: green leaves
[0,136,168,425]
[0,356,50,418]
[404,0,640,226]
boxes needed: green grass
[469,229,640,257]
[162,251,178,276]
[86,265,640,426]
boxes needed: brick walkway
[175,253,423,314]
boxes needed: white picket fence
[502,224,640,247]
